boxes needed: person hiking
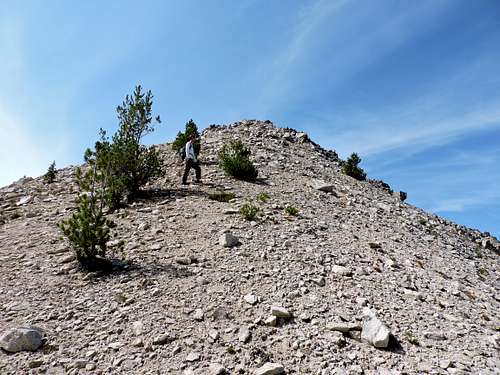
[182,134,201,185]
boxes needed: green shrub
[218,140,258,181]
[341,153,366,181]
[285,206,299,216]
[87,86,164,209]
[257,192,270,203]
[172,119,200,157]
[44,161,57,184]
[58,165,114,271]
[404,330,419,346]
[209,191,236,203]
[240,203,259,221]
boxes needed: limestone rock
[361,310,391,348]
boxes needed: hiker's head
[189,134,197,141]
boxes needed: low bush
[404,330,419,346]
[240,203,259,221]
[341,153,366,181]
[44,161,57,184]
[209,191,236,203]
[257,192,270,203]
[285,206,299,216]
[218,140,258,181]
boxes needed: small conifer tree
[341,153,366,181]
[44,161,57,184]
[88,85,164,209]
[58,163,113,271]
[172,119,200,156]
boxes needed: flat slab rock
[0,326,43,353]
[255,362,285,375]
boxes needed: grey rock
[0,326,43,352]
[219,232,239,247]
[271,306,292,318]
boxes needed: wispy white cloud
[327,101,500,158]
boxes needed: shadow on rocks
[136,187,209,203]
[86,258,194,281]
[386,334,406,355]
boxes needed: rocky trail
[0,120,499,374]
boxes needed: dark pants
[182,159,201,183]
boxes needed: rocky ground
[0,120,499,374]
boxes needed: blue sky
[1,0,499,237]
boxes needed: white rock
[238,326,251,343]
[131,321,144,336]
[332,265,352,276]
[244,293,258,305]
[310,180,336,193]
[209,363,227,375]
[0,326,43,352]
[361,311,391,348]
[255,362,285,375]
[185,351,200,362]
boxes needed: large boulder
[0,326,43,353]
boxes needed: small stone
[73,360,89,369]
[255,362,285,375]
[28,360,44,369]
[265,316,277,327]
[244,293,258,305]
[185,351,200,362]
[193,309,204,321]
[423,331,447,341]
[153,333,175,345]
[326,322,361,333]
[219,232,239,247]
[132,338,143,347]
[208,329,219,341]
[59,253,76,264]
[332,265,352,276]
[238,326,251,343]
[175,256,191,265]
[86,363,97,371]
[108,341,124,350]
[271,306,291,318]
[209,363,227,375]
[368,242,382,249]
[131,321,144,336]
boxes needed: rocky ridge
[0,120,499,374]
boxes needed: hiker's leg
[182,159,192,184]
[194,162,201,181]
